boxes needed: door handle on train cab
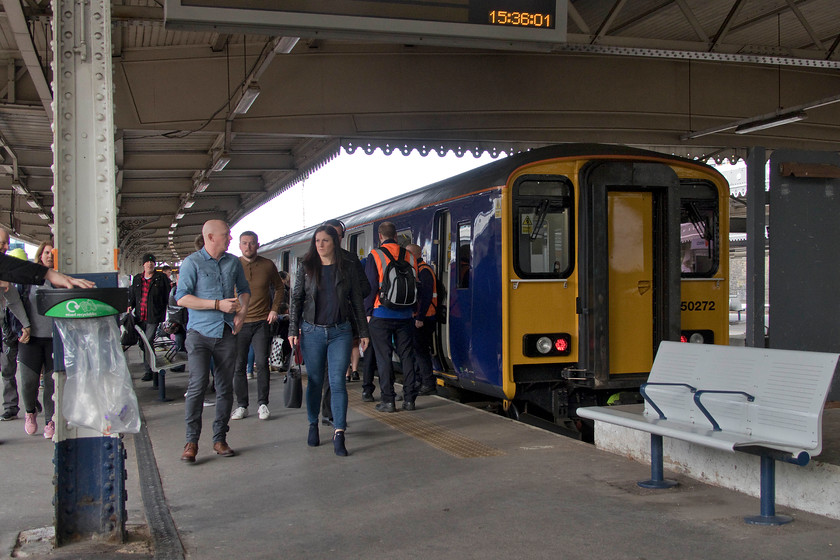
[638,280,651,295]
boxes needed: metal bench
[578,341,839,525]
[134,325,188,402]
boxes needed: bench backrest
[643,341,839,455]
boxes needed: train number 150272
[680,300,716,311]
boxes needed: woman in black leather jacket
[289,225,369,456]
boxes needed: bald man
[176,219,251,463]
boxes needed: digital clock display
[168,0,567,49]
[488,10,552,28]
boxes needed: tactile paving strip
[348,391,506,459]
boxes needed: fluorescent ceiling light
[37,213,49,220]
[25,198,39,208]
[12,182,26,195]
[735,111,807,134]
[233,85,261,115]
[211,152,231,172]
[171,222,178,229]
[175,213,185,220]
[195,180,209,193]
[183,198,195,208]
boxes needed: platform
[2,347,840,559]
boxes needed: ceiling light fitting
[194,180,210,193]
[171,222,178,229]
[175,213,185,220]
[25,197,39,208]
[12,182,26,195]
[37,213,49,220]
[211,152,231,172]
[183,198,196,209]
[734,111,807,134]
[233,84,261,115]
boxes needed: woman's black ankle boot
[308,423,320,447]
[333,430,348,456]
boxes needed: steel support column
[51,0,125,545]
[745,147,766,349]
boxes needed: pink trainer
[43,420,55,439]
[24,412,37,435]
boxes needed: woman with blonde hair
[19,241,58,438]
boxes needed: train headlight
[679,330,714,344]
[536,337,553,354]
[523,333,572,357]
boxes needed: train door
[432,210,453,371]
[578,161,680,387]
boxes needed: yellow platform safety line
[348,391,505,459]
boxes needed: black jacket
[128,271,171,324]
[289,251,369,339]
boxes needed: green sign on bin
[44,298,119,319]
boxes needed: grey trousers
[184,326,236,444]
[1,340,19,414]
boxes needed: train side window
[348,231,367,260]
[396,229,412,247]
[281,251,290,272]
[512,176,573,279]
[680,181,719,277]
[457,221,471,289]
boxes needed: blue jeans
[300,320,353,430]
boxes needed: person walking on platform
[364,221,420,413]
[319,219,370,425]
[176,220,250,463]
[0,234,30,422]
[288,225,369,457]
[405,244,438,396]
[230,230,284,422]
[128,253,171,381]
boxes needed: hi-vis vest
[370,244,418,310]
[417,261,438,318]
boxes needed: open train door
[578,161,681,389]
[432,209,454,372]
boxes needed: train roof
[259,143,719,253]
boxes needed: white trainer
[230,406,248,420]
[258,404,270,420]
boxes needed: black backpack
[434,272,448,324]
[376,247,418,310]
[120,313,138,347]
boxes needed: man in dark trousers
[406,244,438,396]
[364,221,419,412]
[128,253,171,381]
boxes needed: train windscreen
[679,181,719,277]
[513,177,573,279]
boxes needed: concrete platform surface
[2,347,840,559]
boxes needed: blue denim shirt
[175,248,250,338]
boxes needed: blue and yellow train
[259,144,729,433]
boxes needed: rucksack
[120,313,138,348]
[434,272,448,325]
[376,247,418,310]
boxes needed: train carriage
[259,144,729,433]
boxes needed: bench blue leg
[157,369,171,402]
[638,434,678,489]
[744,455,793,525]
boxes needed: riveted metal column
[51,0,126,545]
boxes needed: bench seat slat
[577,405,817,456]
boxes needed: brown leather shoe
[213,441,235,457]
[181,442,198,463]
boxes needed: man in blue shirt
[176,219,250,463]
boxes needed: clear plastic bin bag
[54,316,141,434]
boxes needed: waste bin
[36,287,134,544]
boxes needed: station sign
[165,0,567,51]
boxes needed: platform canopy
[0,0,838,262]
